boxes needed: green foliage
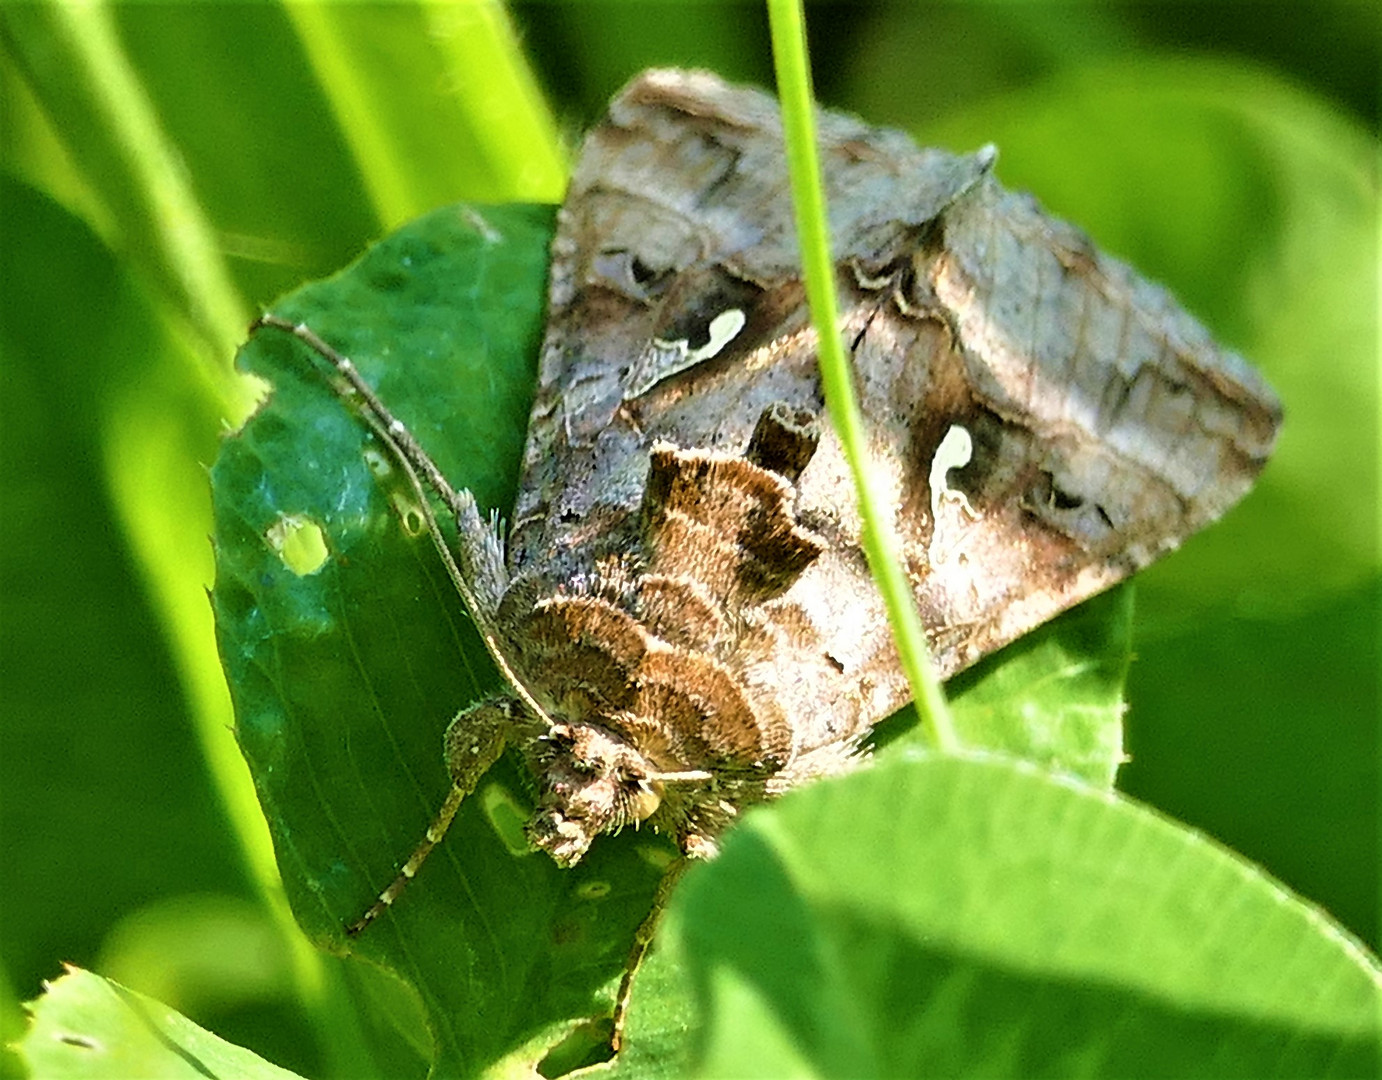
[18,968,305,1080]
[943,586,1132,786]
[644,753,1379,1078]
[3,2,1377,1078]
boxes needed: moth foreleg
[346,696,513,936]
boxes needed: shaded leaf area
[623,754,1380,1079]
[949,584,1130,787]
[212,202,679,1077]
[1123,579,1381,950]
[18,968,305,1080]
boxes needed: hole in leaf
[363,446,393,481]
[575,879,611,901]
[265,515,328,576]
[536,1017,615,1077]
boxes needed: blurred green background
[2,3,1376,1077]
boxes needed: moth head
[526,722,665,867]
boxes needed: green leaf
[635,753,1381,1078]
[947,584,1132,787]
[18,967,306,1080]
[1123,578,1381,956]
[213,201,686,1076]
[872,585,1133,789]
[2,1,565,370]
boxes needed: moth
[254,68,1280,1038]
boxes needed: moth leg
[610,857,689,1053]
[345,697,511,936]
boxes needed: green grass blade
[12,1,251,394]
[422,1,568,200]
[283,0,565,221]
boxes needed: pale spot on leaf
[265,514,328,576]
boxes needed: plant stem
[766,0,958,753]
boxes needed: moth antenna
[249,314,558,735]
[652,768,713,784]
[252,316,468,519]
[346,781,469,936]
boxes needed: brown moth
[257,66,1280,1032]
[510,66,1280,859]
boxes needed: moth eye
[623,779,662,823]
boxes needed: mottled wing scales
[518,70,1281,700]
[928,178,1281,563]
[641,444,825,605]
[316,72,1281,1040]
[516,588,790,772]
